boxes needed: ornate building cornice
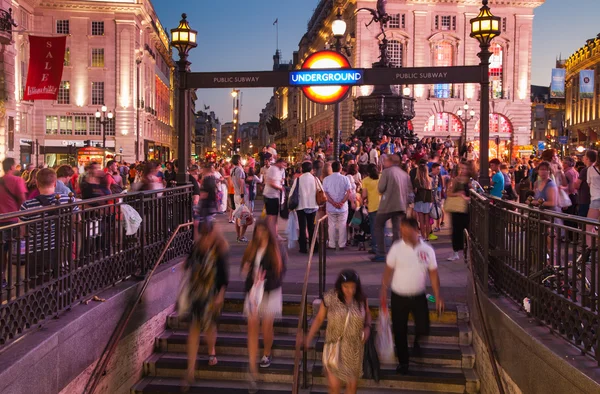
[565,35,600,76]
[406,0,545,7]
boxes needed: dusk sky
[153,0,600,124]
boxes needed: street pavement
[218,200,469,305]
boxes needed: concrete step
[221,292,459,323]
[168,311,471,346]
[144,353,299,384]
[131,377,458,394]
[156,330,473,368]
[312,363,479,394]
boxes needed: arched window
[424,112,463,135]
[474,113,513,134]
[388,40,403,67]
[433,41,453,98]
[490,43,503,99]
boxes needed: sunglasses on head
[340,271,359,283]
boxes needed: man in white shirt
[380,218,444,375]
[263,158,286,236]
[267,143,278,163]
[322,161,351,249]
[231,155,248,243]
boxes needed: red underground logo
[300,50,353,105]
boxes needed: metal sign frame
[187,65,483,89]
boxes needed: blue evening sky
[152,0,600,123]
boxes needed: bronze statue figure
[356,0,390,39]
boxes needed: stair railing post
[322,218,327,296]
[318,220,324,299]
[302,290,308,389]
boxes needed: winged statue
[356,0,390,39]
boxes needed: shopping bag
[233,204,254,226]
[376,309,395,363]
[558,189,572,208]
[287,211,299,249]
[363,327,380,382]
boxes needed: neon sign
[290,70,363,85]
[299,50,354,104]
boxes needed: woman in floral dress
[301,269,371,394]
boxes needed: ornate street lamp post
[457,102,475,145]
[331,8,347,161]
[95,105,114,165]
[470,0,501,188]
[171,13,197,184]
[231,89,240,155]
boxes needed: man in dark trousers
[380,218,444,375]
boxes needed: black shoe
[412,342,422,357]
[396,364,409,375]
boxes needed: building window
[89,117,101,136]
[91,81,104,105]
[20,61,26,100]
[433,41,454,98]
[20,112,27,134]
[91,21,104,36]
[435,15,456,31]
[57,81,70,104]
[386,14,405,29]
[91,48,105,67]
[502,17,507,32]
[104,119,115,136]
[64,48,70,66]
[46,116,58,135]
[74,116,87,135]
[388,40,403,67]
[59,116,73,135]
[424,113,463,135]
[490,43,503,99]
[56,20,69,35]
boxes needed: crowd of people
[4,133,600,394]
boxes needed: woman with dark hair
[241,220,287,391]
[301,269,371,394]
[181,221,229,389]
[413,160,435,241]
[289,161,322,253]
[361,164,380,254]
[24,168,40,199]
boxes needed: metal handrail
[292,215,328,394]
[83,222,193,394]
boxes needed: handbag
[322,311,350,371]
[288,178,300,210]
[315,177,327,205]
[362,326,380,382]
[430,198,442,220]
[444,195,468,213]
[557,188,572,208]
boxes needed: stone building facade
[271,0,544,153]
[0,0,176,169]
[565,34,600,149]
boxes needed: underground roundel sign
[293,50,358,105]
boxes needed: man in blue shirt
[489,158,504,198]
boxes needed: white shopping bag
[376,308,395,363]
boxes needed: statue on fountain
[356,0,391,67]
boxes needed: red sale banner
[23,36,67,101]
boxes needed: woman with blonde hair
[241,220,287,392]
[413,160,435,240]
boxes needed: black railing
[0,186,194,348]
[468,191,600,364]
[292,215,328,394]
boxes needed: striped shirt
[20,194,79,252]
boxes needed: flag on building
[23,36,67,100]
[273,18,278,25]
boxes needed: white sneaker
[447,252,460,261]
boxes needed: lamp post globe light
[331,8,349,161]
[171,13,197,184]
[231,89,241,154]
[470,0,501,188]
[457,102,475,145]
[95,106,114,165]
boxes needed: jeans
[374,211,404,257]
[327,211,348,248]
[368,211,377,252]
[391,292,430,367]
[451,212,469,252]
[297,209,316,252]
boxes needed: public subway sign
[23,36,67,100]
[299,50,353,105]
[362,66,482,85]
